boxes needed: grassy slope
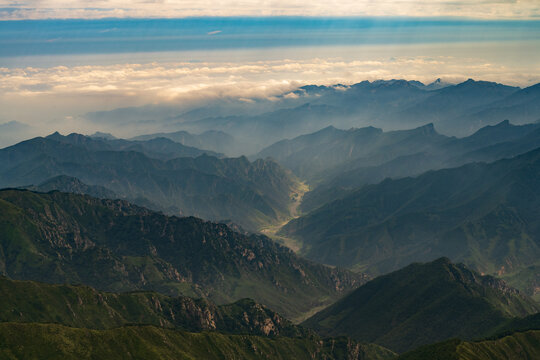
[502,263,540,302]
[0,323,396,360]
[302,258,539,353]
[0,276,308,337]
[398,330,540,360]
[0,276,398,359]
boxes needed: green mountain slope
[502,263,540,302]
[0,276,307,337]
[0,274,394,359]
[398,330,540,360]
[281,147,540,279]
[490,312,540,337]
[0,323,396,360]
[0,189,364,320]
[302,258,539,353]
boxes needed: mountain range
[257,123,448,183]
[281,145,540,300]
[0,189,538,357]
[163,79,540,151]
[0,322,395,360]
[1,77,540,358]
[49,131,223,160]
[0,189,364,320]
[0,276,311,337]
[0,133,300,230]
[257,120,540,213]
[306,120,540,213]
[0,276,395,360]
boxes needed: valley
[259,180,309,253]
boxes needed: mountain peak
[371,79,419,89]
[46,132,91,143]
[303,258,539,352]
[495,119,511,127]
[90,131,116,140]
[414,122,437,135]
[433,256,452,265]
[456,78,516,90]
[424,78,452,90]
[518,82,540,95]
[46,131,63,139]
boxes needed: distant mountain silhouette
[256,120,540,212]
[131,129,238,156]
[164,79,537,152]
[0,133,299,230]
[23,175,117,199]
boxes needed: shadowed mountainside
[281,146,540,289]
[398,330,540,360]
[302,258,539,353]
[257,120,540,213]
[0,133,300,230]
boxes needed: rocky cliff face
[0,276,307,337]
[0,189,365,319]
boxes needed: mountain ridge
[281,145,540,284]
[302,258,539,353]
[0,189,365,320]
[0,134,299,230]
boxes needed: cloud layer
[1,0,540,20]
[1,50,538,141]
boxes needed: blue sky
[1,18,539,59]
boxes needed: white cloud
[1,0,540,19]
[1,53,538,135]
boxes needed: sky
[0,2,539,145]
[2,1,540,20]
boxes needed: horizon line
[2,15,540,22]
